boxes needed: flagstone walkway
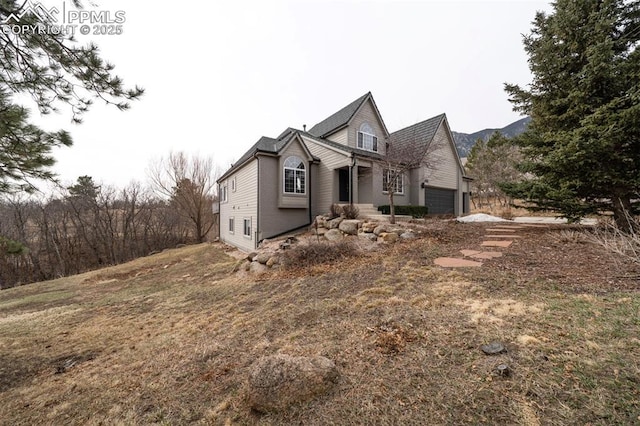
[434,223,544,268]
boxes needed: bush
[341,204,360,219]
[280,240,358,268]
[329,203,342,219]
[586,215,640,267]
[377,205,429,218]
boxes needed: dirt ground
[0,220,638,425]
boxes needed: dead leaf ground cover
[0,221,638,425]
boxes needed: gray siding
[258,155,310,240]
[302,135,350,216]
[424,122,458,190]
[348,99,387,156]
[219,160,258,252]
[326,127,348,146]
[278,140,311,209]
[371,162,410,207]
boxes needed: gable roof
[307,92,371,138]
[390,113,467,175]
[389,113,445,149]
[217,130,317,182]
[299,130,384,160]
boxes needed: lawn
[0,221,638,425]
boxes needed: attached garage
[425,187,455,215]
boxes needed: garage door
[425,188,455,215]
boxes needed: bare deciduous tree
[148,152,218,243]
[378,127,444,224]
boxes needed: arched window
[357,122,378,152]
[283,156,305,194]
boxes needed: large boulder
[324,229,343,241]
[359,232,378,242]
[246,354,339,412]
[373,225,388,236]
[328,217,344,229]
[266,256,279,268]
[249,261,268,273]
[338,219,360,235]
[400,231,416,240]
[378,232,399,243]
[361,222,378,233]
[254,252,273,265]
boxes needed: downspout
[255,154,260,250]
[349,153,356,205]
[308,161,313,224]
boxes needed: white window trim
[382,169,404,195]
[228,217,234,234]
[283,156,306,195]
[243,218,251,239]
[220,183,228,203]
[357,131,378,152]
[231,177,236,192]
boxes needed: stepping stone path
[434,222,523,268]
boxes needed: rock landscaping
[238,213,421,273]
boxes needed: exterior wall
[302,136,350,216]
[326,127,348,146]
[371,162,410,207]
[258,154,310,240]
[219,160,258,252]
[357,166,373,204]
[278,140,310,209]
[424,123,459,190]
[348,99,387,156]
[409,168,423,206]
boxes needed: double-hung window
[243,218,251,238]
[383,169,403,194]
[220,184,228,202]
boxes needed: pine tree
[504,0,640,230]
[0,1,143,192]
[0,89,72,192]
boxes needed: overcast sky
[29,0,553,188]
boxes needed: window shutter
[357,132,363,148]
[373,136,378,152]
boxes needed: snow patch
[456,213,510,223]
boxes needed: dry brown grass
[0,226,639,425]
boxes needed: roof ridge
[390,113,446,135]
[307,92,371,137]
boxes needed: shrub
[377,205,429,218]
[586,215,640,267]
[341,204,360,219]
[329,203,342,219]
[280,240,358,268]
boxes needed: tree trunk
[388,192,396,225]
[612,196,636,233]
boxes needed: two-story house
[217,92,471,252]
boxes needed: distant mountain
[452,116,531,157]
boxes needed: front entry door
[338,168,350,202]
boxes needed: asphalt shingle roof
[218,132,293,181]
[307,92,370,138]
[298,130,384,161]
[389,113,445,149]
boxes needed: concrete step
[365,214,414,222]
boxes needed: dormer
[307,92,390,155]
